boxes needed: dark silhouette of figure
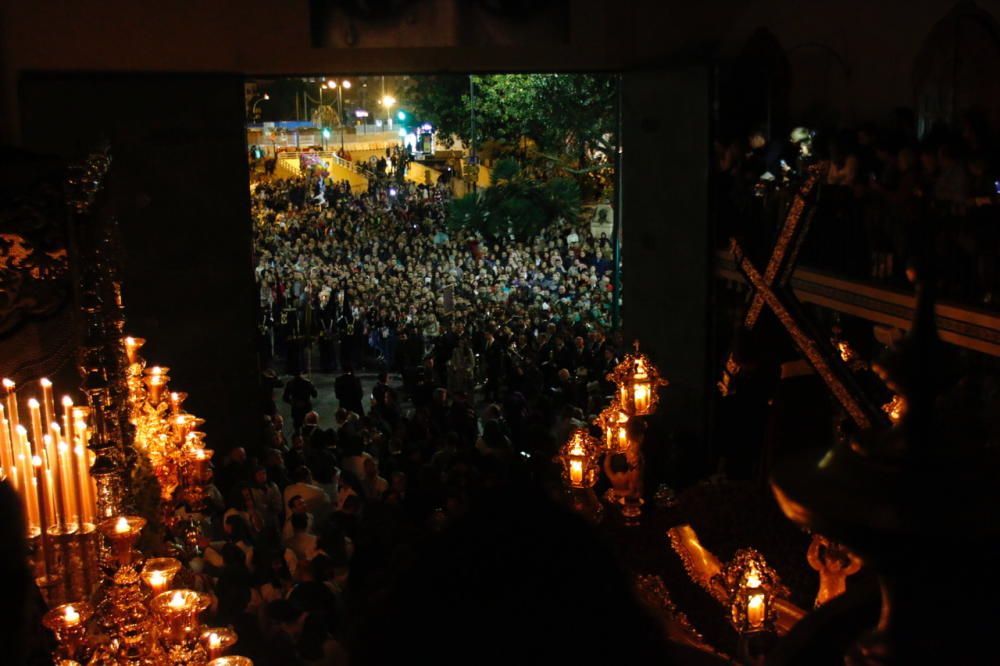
[283,371,318,432]
[334,365,364,416]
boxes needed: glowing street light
[324,79,352,149]
[251,93,269,120]
[381,95,396,128]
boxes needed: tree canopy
[447,158,581,242]
[404,74,617,181]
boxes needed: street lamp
[251,93,270,121]
[381,95,396,129]
[325,80,352,150]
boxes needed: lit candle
[114,516,131,534]
[0,406,14,490]
[747,592,765,629]
[57,439,78,531]
[73,440,93,527]
[570,459,583,485]
[15,426,39,533]
[3,379,19,433]
[146,368,167,404]
[63,605,80,626]
[149,569,167,593]
[44,462,60,532]
[634,383,650,414]
[33,453,53,578]
[40,379,55,436]
[61,396,73,449]
[168,590,187,610]
[124,336,143,364]
[28,399,44,461]
[208,632,222,657]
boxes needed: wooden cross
[725,167,887,431]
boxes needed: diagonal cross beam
[743,169,821,328]
[731,237,887,431]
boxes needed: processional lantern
[594,399,630,453]
[712,548,784,636]
[559,427,601,489]
[607,342,667,417]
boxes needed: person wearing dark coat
[334,365,365,416]
[283,371,318,432]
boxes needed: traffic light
[397,110,407,121]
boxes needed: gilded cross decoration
[723,166,888,431]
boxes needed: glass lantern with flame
[594,399,631,453]
[712,548,785,635]
[607,344,667,417]
[558,428,601,489]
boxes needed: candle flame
[64,605,80,624]
[40,378,51,388]
[151,366,163,376]
[16,424,27,436]
[31,455,42,467]
[125,336,136,346]
[2,378,14,389]
[114,516,130,533]
[62,396,73,407]
[169,590,186,609]
[58,441,69,453]
[209,632,221,648]
[149,569,167,587]
[28,398,39,408]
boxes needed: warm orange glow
[168,590,187,609]
[747,593,765,628]
[208,632,222,649]
[633,382,651,413]
[569,459,583,485]
[2,379,14,390]
[114,516,130,534]
[63,604,80,625]
[149,569,167,590]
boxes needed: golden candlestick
[201,627,238,660]
[141,557,182,595]
[42,602,94,663]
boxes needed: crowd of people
[715,112,1000,307]
[168,170,675,665]
[252,173,618,378]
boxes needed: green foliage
[404,73,617,181]
[490,157,521,185]
[447,170,582,243]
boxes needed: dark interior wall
[622,68,711,441]
[19,74,259,454]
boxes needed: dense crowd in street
[252,174,618,380]
[175,173,671,665]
